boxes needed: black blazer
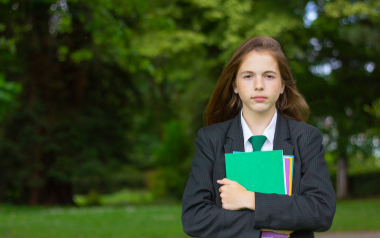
[182,112,336,238]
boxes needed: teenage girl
[181,36,336,238]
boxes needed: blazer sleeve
[254,126,336,232]
[182,128,260,238]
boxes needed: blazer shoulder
[285,117,321,138]
[198,118,234,141]
[194,119,234,158]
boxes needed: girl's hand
[217,178,255,210]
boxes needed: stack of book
[225,150,294,238]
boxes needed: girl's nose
[254,77,264,91]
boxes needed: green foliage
[0,0,146,204]
[349,172,380,197]
[325,0,380,23]
[73,189,154,206]
[292,0,380,175]
[0,74,22,121]
[0,36,16,54]
[151,120,193,199]
[150,168,186,199]
[57,45,69,61]
[364,98,380,119]
[70,49,93,64]
[101,189,154,206]
[0,0,379,203]
[83,189,102,206]
[0,23,5,32]
[331,170,380,198]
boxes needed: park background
[0,0,380,237]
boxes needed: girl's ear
[232,80,238,94]
[281,81,285,94]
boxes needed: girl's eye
[243,75,252,79]
[265,75,274,79]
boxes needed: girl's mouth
[252,96,267,102]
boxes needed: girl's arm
[254,126,336,232]
[181,128,261,237]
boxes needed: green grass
[0,199,379,237]
[0,204,187,238]
[328,198,380,232]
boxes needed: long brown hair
[205,36,309,126]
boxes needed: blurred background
[0,0,379,237]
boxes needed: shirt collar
[240,108,277,144]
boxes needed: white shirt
[240,108,277,152]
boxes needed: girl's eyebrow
[240,70,277,75]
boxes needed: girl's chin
[244,105,275,114]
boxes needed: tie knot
[248,135,267,151]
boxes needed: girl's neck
[242,107,276,135]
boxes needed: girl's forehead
[239,51,279,72]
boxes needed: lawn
[0,204,186,238]
[328,198,380,232]
[0,199,379,238]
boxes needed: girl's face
[233,51,285,116]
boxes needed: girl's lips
[252,96,267,102]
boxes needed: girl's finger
[217,178,231,184]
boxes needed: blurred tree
[0,0,144,204]
[118,0,380,200]
[0,0,304,204]
[129,0,304,198]
[1,0,378,204]
[290,0,380,199]
[150,120,192,199]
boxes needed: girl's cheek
[267,81,282,91]
[241,78,253,86]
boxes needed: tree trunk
[336,158,348,199]
[29,181,75,205]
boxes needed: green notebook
[225,150,285,195]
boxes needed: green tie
[248,135,267,151]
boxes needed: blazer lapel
[273,112,294,155]
[224,113,245,154]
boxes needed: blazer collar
[224,111,294,155]
[224,113,245,154]
[273,112,294,156]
